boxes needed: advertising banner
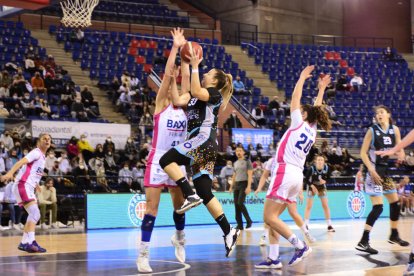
[232,128,273,149]
[86,191,389,229]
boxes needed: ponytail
[302,104,332,131]
[214,70,234,110]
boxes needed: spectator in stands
[103,136,116,154]
[331,140,342,156]
[0,131,13,151]
[350,74,364,92]
[280,98,290,115]
[232,75,246,94]
[94,144,105,159]
[341,148,356,176]
[336,75,349,92]
[0,101,9,118]
[320,140,329,158]
[130,74,140,90]
[139,112,153,137]
[4,181,23,230]
[118,162,134,193]
[224,110,242,138]
[31,72,47,96]
[138,143,150,166]
[5,149,19,170]
[70,28,84,43]
[124,137,138,161]
[121,71,131,89]
[38,178,58,229]
[40,98,53,119]
[66,136,79,160]
[252,157,264,189]
[21,132,33,151]
[20,92,35,117]
[78,134,94,165]
[220,160,235,190]
[71,96,89,121]
[13,141,23,159]
[44,55,57,69]
[127,104,140,123]
[252,105,266,128]
[9,103,25,119]
[118,89,133,113]
[24,55,36,76]
[0,71,11,98]
[268,96,280,116]
[33,55,43,71]
[104,150,117,175]
[111,76,121,104]
[383,46,395,61]
[45,150,58,172]
[132,161,144,192]
[81,85,98,110]
[58,150,72,175]
[247,143,257,161]
[72,161,90,193]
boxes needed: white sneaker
[12,224,21,231]
[224,227,241,257]
[401,210,407,216]
[51,223,59,229]
[408,209,414,215]
[137,246,152,273]
[304,232,316,243]
[259,234,267,246]
[171,233,186,263]
[41,223,49,230]
[176,195,203,214]
[57,222,67,228]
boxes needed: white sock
[305,219,310,226]
[21,232,28,244]
[300,224,308,234]
[327,219,332,226]
[268,244,279,260]
[176,230,185,240]
[288,234,304,249]
[27,232,35,243]
[140,241,150,250]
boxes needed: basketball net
[60,0,100,28]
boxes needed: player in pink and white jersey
[1,132,51,253]
[263,66,332,267]
[137,28,189,273]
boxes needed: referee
[229,146,253,230]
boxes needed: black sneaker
[355,240,378,254]
[327,225,335,232]
[388,235,410,247]
[176,195,203,214]
[246,221,252,229]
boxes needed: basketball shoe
[23,241,47,253]
[176,195,203,214]
[224,227,240,257]
[137,246,152,273]
[288,242,312,266]
[17,242,27,251]
[355,240,378,254]
[255,258,283,269]
[404,253,414,275]
[171,232,186,263]
[388,234,410,247]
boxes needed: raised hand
[300,65,315,80]
[171,27,186,49]
[319,74,331,88]
[186,48,203,68]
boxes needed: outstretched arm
[187,47,210,101]
[376,128,413,157]
[169,67,191,107]
[181,62,190,94]
[291,65,314,113]
[1,157,29,182]
[314,74,331,106]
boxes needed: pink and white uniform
[144,104,187,187]
[267,109,317,203]
[13,148,46,205]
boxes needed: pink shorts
[266,163,303,203]
[144,162,186,188]
[13,181,36,206]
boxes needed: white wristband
[192,69,199,73]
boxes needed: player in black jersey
[304,155,335,232]
[356,105,409,254]
[159,46,240,257]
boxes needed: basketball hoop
[60,0,100,28]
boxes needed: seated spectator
[232,75,246,94]
[330,140,342,156]
[280,98,290,115]
[104,150,118,174]
[71,96,89,121]
[38,178,58,229]
[0,131,14,151]
[0,101,9,118]
[40,98,54,119]
[138,143,150,166]
[226,142,237,162]
[58,150,72,174]
[25,55,36,76]
[247,144,257,160]
[252,105,266,128]
[72,160,91,193]
[224,111,242,138]
[132,161,145,192]
[66,136,79,160]
[268,96,281,116]
[350,74,364,92]
[20,92,35,117]
[127,104,140,123]
[130,74,140,90]
[139,112,153,136]
[124,137,138,161]
[45,150,58,172]
[220,160,234,190]
[9,103,25,119]
[336,75,349,92]
[4,181,23,230]
[31,72,47,96]
[103,136,116,154]
[77,134,94,164]
[118,89,133,113]
[0,71,12,98]
[94,144,105,159]
[70,28,84,43]
[44,55,57,69]
[81,85,99,112]
[121,71,131,89]
[383,46,395,61]
[118,162,135,193]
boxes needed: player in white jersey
[1,133,51,253]
[254,157,316,269]
[263,66,332,266]
[137,28,189,273]
[376,128,414,275]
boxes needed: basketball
[180,41,203,63]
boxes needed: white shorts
[266,163,303,203]
[144,160,186,188]
[13,181,36,206]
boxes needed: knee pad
[194,175,214,205]
[26,204,40,223]
[390,201,400,221]
[159,149,190,169]
[366,204,383,227]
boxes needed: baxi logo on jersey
[166,119,186,131]
[128,194,147,226]
[346,191,366,219]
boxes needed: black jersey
[304,164,330,187]
[369,124,396,166]
[186,87,222,140]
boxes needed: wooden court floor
[0,217,412,275]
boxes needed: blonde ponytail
[221,74,233,110]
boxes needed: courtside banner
[86,191,390,229]
[232,128,273,149]
[31,120,131,148]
